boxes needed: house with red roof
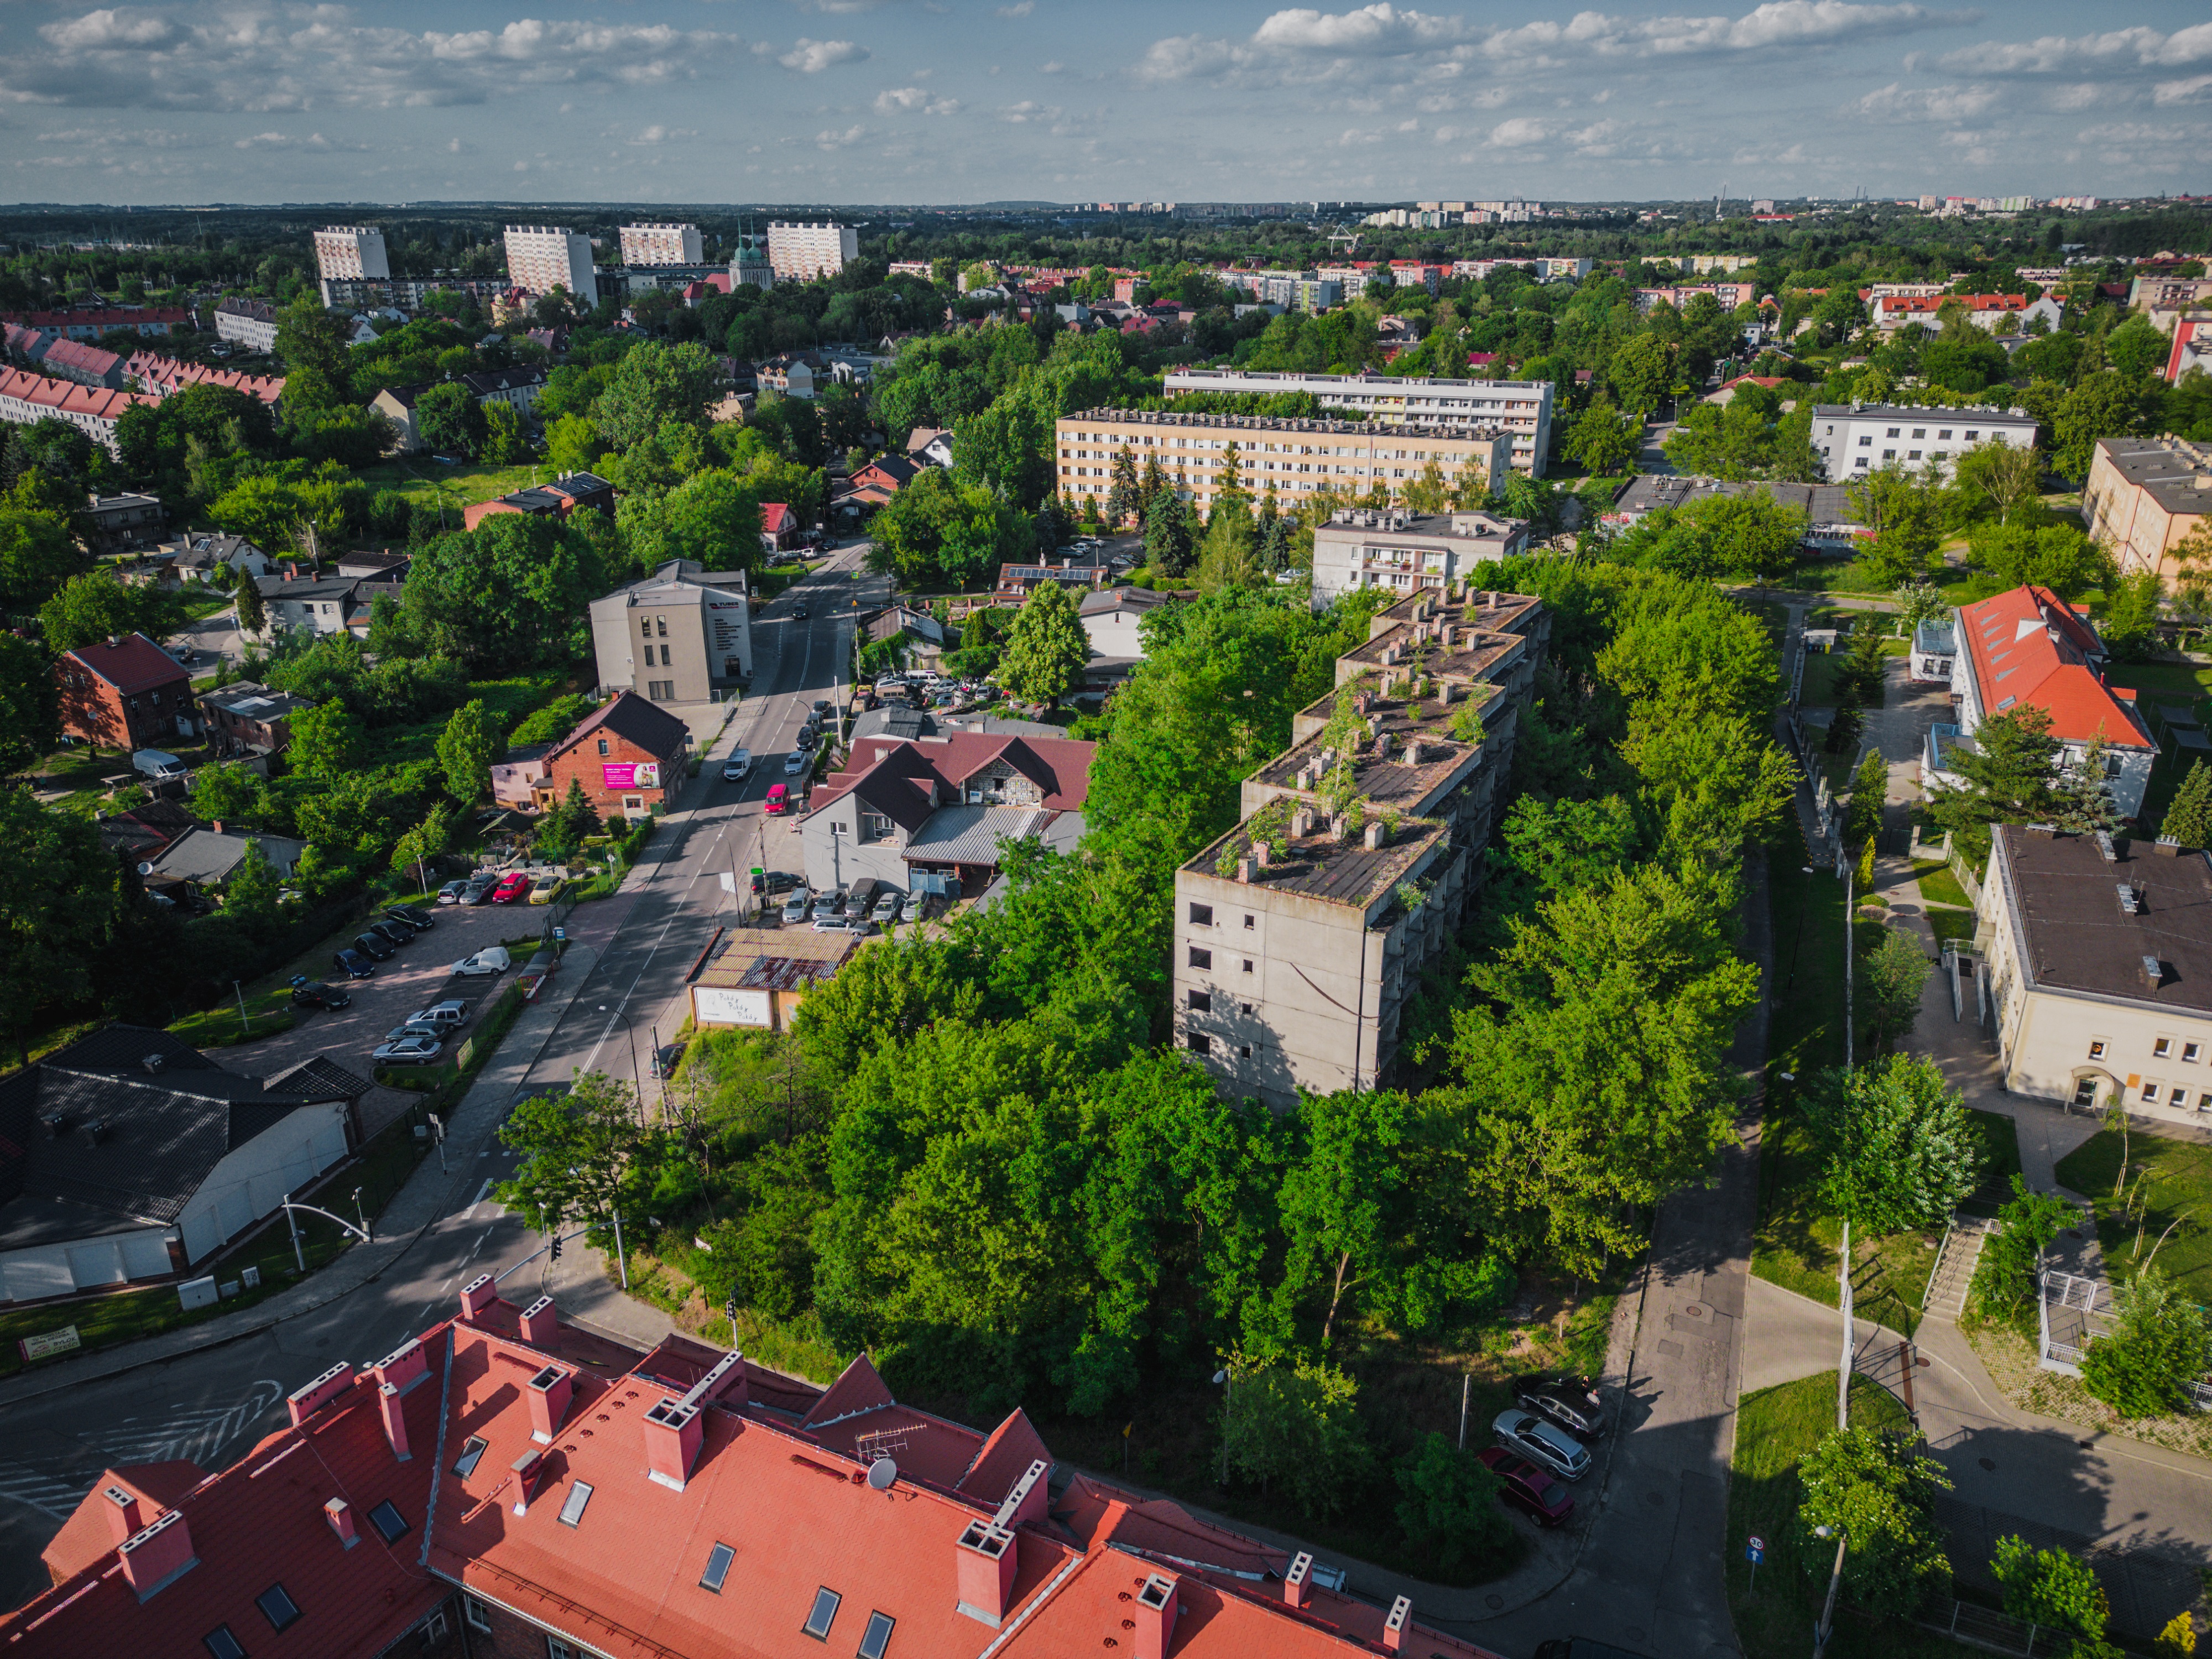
[1927,584,2158,818]
[4,1279,1506,1659]
[801,730,1093,900]
[0,366,155,457]
[760,500,800,553]
[56,630,194,750]
[1867,291,2062,333]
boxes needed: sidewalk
[0,944,603,1409]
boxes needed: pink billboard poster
[602,763,638,789]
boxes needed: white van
[133,749,187,780]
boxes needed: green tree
[0,634,59,775]
[2080,1267,2212,1419]
[495,1071,643,1242]
[222,839,284,928]
[1564,393,1641,474]
[1843,747,1888,848]
[1861,928,1934,1051]
[1967,520,2113,602]
[0,503,80,608]
[1973,1175,2080,1317]
[2154,1611,2195,1659]
[2098,570,2165,662]
[271,298,353,410]
[403,513,609,670]
[536,778,601,861]
[1928,705,2063,837]
[1796,1424,1953,1616]
[1810,1054,1980,1233]
[1991,1536,2116,1657]
[1850,466,1942,587]
[480,400,528,465]
[2162,760,2212,848]
[289,697,366,780]
[413,382,488,458]
[545,411,603,475]
[435,698,502,805]
[1952,439,2044,525]
[996,580,1090,706]
[1105,443,1141,526]
[595,340,724,452]
[617,469,766,575]
[2054,371,2155,480]
[2053,728,2124,836]
[1607,332,1678,416]
[1144,488,1197,577]
[232,561,267,636]
[1275,1089,1406,1349]
[390,802,453,889]
[190,760,265,828]
[0,790,120,1063]
[1394,1433,1512,1574]
[38,570,175,654]
[1220,1354,1373,1517]
[1192,507,1265,593]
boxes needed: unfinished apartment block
[1172,585,1550,1107]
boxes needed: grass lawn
[1910,862,1972,909]
[353,458,549,515]
[169,986,298,1048]
[2054,1129,2212,1308]
[1924,909,1976,950]
[1778,557,1970,598]
[1728,1372,1985,1659]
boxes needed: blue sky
[0,2,2205,205]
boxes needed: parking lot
[220,901,545,1133]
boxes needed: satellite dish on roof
[867,1457,898,1491]
[137,862,155,876]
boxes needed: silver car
[785,748,809,775]
[372,1035,444,1064]
[870,890,902,926]
[781,888,812,924]
[1492,1409,1592,1481]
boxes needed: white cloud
[999,100,1060,122]
[1940,22,2212,77]
[39,10,178,51]
[1254,4,1467,54]
[627,124,697,144]
[233,131,366,152]
[995,1,1035,14]
[813,122,867,147]
[1488,115,1552,145]
[781,37,871,72]
[1040,60,1064,73]
[1854,80,1998,120]
[35,124,212,149]
[2155,74,2212,105]
[874,85,959,114]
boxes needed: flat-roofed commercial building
[1056,408,1517,524]
[1172,585,1550,1108]
[620,222,705,266]
[1308,505,1531,607]
[2082,435,2212,582]
[1162,367,1554,475]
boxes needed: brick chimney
[100,1484,154,1545]
[1383,1595,1412,1652]
[458,1274,497,1319]
[325,1498,359,1550]
[642,1396,704,1491]
[509,1448,549,1517]
[209,820,224,835]
[1284,1551,1313,1609]
[372,1337,429,1397]
[377,1383,411,1462]
[1133,1572,1179,1659]
[519,1295,560,1346]
[286,1361,354,1427]
[117,1510,196,1600]
[527,1364,575,1444]
[955,1520,1018,1627]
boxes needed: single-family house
[56,633,194,750]
[462,471,616,533]
[760,503,801,554]
[905,427,956,469]
[79,492,164,554]
[535,691,691,821]
[491,742,555,812]
[251,572,367,639]
[147,826,307,895]
[197,681,312,758]
[1078,586,1169,673]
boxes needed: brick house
[534,690,690,820]
[57,632,194,750]
[197,680,311,758]
[462,470,617,532]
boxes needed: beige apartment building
[1980,822,2212,1127]
[312,226,388,282]
[1172,586,1551,1108]
[2082,435,2211,581]
[503,225,597,300]
[587,559,753,705]
[766,221,857,282]
[1056,409,1517,522]
[619,223,704,266]
[1161,368,1553,475]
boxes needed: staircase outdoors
[1922,1213,1997,1323]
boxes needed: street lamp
[1212,1368,1232,1486]
[598,1003,644,1118]
[1812,1525,1849,1656]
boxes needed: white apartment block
[1163,368,1553,476]
[213,297,279,354]
[1308,506,1530,608]
[620,223,705,267]
[312,227,389,283]
[1810,403,2037,482]
[503,226,597,300]
[766,222,858,283]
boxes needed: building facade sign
[695,986,771,1026]
[601,762,662,789]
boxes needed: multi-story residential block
[0,366,151,456]
[1923,583,2157,820]
[310,226,388,307]
[1161,368,1553,474]
[1980,823,2212,1121]
[620,221,705,265]
[1533,255,1594,281]
[1686,254,1758,274]
[121,349,284,411]
[587,557,754,703]
[79,491,163,552]
[212,297,278,353]
[535,688,691,820]
[1866,291,2063,333]
[2084,435,2212,580]
[2165,318,2212,385]
[316,274,510,310]
[1173,585,1550,1108]
[503,224,597,299]
[0,305,190,341]
[1809,401,2036,481]
[766,220,858,282]
[1308,505,1530,606]
[1635,281,1758,312]
[33,338,124,389]
[1057,409,1523,521]
[56,632,194,749]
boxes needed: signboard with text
[18,1324,79,1363]
[695,986,773,1027]
[602,763,661,790]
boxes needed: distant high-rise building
[766,221,858,282]
[503,226,597,300]
[619,223,704,267]
[312,226,389,283]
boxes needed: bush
[1394,1433,1513,1574]
[1221,1356,1373,1519]
[2080,1267,2212,1419]
[1970,1176,2077,1319]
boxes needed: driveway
[222,902,541,1135]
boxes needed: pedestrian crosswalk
[0,1380,284,1520]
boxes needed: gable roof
[548,689,691,764]
[149,826,308,885]
[811,732,1095,827]
[40,1462,206,1585]
[61,632,187,696]
[1958,584,2155,748]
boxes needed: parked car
[723,749,753,782]
[372,1035,444,1064]
[332,948,377,980]
[764,783,790,815]
[812,916,874,936]
[839,890,869,920]
[385,1021,447,1042]
[1476,1447,1576,1528]
[387,904,434,930]
[1491,1410,1590,1482]
[465,874,499,905]
[751,870,795,897]
[289,976,351,1010]
[1514,1375,1606,1443]
[437,879,469,905]
[528,873,566,905]
[451,947,513,978]
[870,890,903,926]
[366,920,414,947]
[813,889,846,921]
[784,749,808,776]
[413,999,470,1029]
[351,932,395,962]
[811,700,832,719]
[490,872,531,904]
[781,888,812,924]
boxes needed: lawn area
[169,985,297,1048]
[361,671,567,771]
[2054,1128,2212,1307]
[1924,909,1975,950]
[1911,861,1973,909]
[1777,557,1971,598]
[1728,1371,1985,1659]
[353,458,549,515]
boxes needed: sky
[0,1,2206,206]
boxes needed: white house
[1809,402,2037,482]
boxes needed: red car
[1477,1446,1575,1528]
[489,871,531,904]
[764,783,789,816]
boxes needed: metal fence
[1932,1494,2208,1643]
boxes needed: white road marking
[0,1380,286,1519]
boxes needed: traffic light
[549,1232,563,1261]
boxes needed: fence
[2038,1265,2212,1408]
[1915,1597,2091,1657]
[1932,1493,2209,1644]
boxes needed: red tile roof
[761,501,796,536]
[816,732,1095,822]
[40,1461,204,1585]
[123,349,285,408]
[1959,585,2155,749]
[62,630,190,695]
[0,365,154,430]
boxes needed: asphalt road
[0,542,886,1612]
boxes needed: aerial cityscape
[0,2,2208,1658]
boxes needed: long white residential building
[503,225,597,300]
[766,221,858,282]
[1162,367,1553,476]
[1809,401,2037,482]
[620,223,705,266]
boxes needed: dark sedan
[351,932,395,962]
[386,904,435,930]
[289,976,351,1010]
[1477,1447,1576,1528]
[332,948,378,979]
[1514,1374,1607,1443]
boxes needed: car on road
[1492,1409,1590,1482]
[528,872,566,905]
[1514,1374,1606,1443]
[784,749,809,776]
[451,947,512,977]
[437,879,470,905]
[289,976,351,1010]
[870,890,902,926]
[372,1035,444,1064]
[387,904,435,930]
[1475,1447,1575,1527]
[790,604,808,619]
[723,749,753,782]
[332,948,378,979]
[351,932,396,962]
[490,872,531,904]
[764,783,790,815]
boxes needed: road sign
[1746,1537,1765,1563]
[552,926,566,942]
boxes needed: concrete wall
[0,1225,175,1304]
[174,1103,352,1266]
